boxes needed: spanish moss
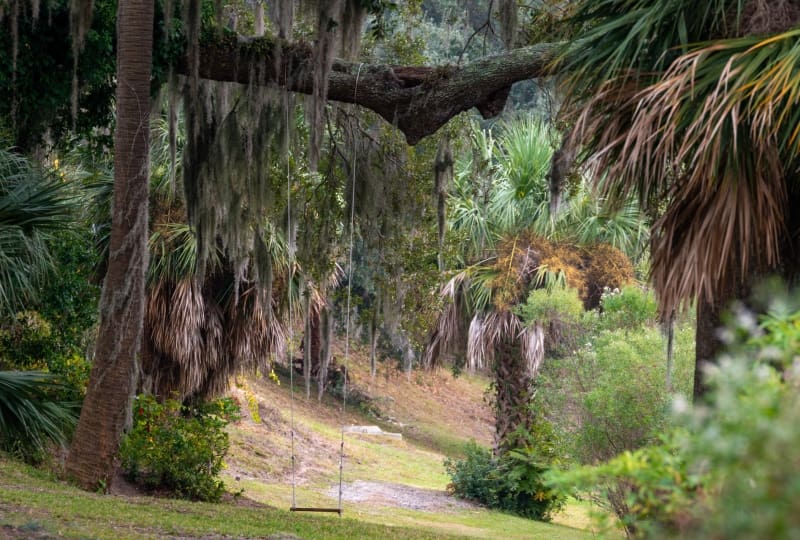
[434,137,453,272]
[69,0,93,123]
[498,0,517,50]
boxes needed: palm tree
[93,110,292,401]
[559,0,800,397]
[430,117,640,451]
[66,0,154,490]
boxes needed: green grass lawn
[0,456,595,539]
[0,456,447,539]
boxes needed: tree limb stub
[187,34,556,145]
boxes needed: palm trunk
[66,0,152,490]
[303,292,313,400]
[316,303,332,401]
[693,298,722,400]
[694,276,755,400]
[493,335,534,454]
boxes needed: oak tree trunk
[65,0,152,490]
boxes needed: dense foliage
[549,286,800,538]
[445,413,565,521]
[119,394,240,501]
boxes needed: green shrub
[0,311,53,371]
[678,298,800,539]
[119,395,240,502]
[568,325,694,464]
[516,287,587,357]
[0,312,91,401]
[0,230,99,400]
[445,416,565,521]
[537,309,694,535]
[549,290,800,539]
[444,441,498,507]
[547,435,699,538]
[598,285,657,331]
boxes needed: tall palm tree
[66,0,154,490]
[425,233,634,452]
[559,0,800,397]
[430,117,639,451]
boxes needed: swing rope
[287,63,364,517]
[286,82,297,512]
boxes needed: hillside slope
[223,343,595,539]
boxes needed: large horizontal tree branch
[181,34,557,145]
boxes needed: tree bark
[316,303,332,401]
[694,297,722,400]
[493,335,534,454]
[66,0,152,490]
[179,36,556,144]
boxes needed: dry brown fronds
[570,35,795,315]
[144,275,287,399]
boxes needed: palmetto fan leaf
[490,117,554,234]
[0,371,79,457]
[0,149,74,313]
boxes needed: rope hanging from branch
[287,62,365,518]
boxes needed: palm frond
[562,0,741,93]
[490,117,555,234]
[0,371,79,458]
[572,30,800,313]
[0,149,75,313]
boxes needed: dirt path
[329,480,480,512]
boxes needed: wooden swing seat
[290,507,342,515]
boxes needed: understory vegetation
[119,395,241,501]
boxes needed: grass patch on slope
[0,456,450,540]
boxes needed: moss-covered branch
[182,34,557,144]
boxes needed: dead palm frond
[570,30,800,314]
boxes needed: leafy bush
[445,416,565,521]
[0,230,99,401]
[548,436,699,538]
[569,325,694,464]
[119,395,240,502]
[516,286,586,357]
[536,296,694,535]
[549,289,800,539]
[444,441,497,506]
[598,286,657,331]
[677,297,800,539]
[0,311,53,370]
